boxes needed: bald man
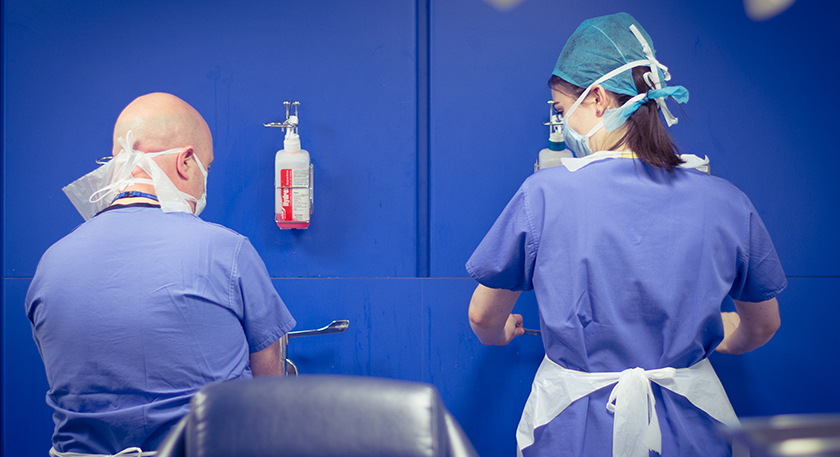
[25,93,296,456]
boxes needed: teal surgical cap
[553,12,688,127]
[553,12,662,97]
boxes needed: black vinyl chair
[156,375,479,457]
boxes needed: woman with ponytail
[466,12,785,457]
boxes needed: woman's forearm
[468,284,522,345]
[716,298,780,354]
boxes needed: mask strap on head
[628,24,686,127]
[90,131,189,203]
[564,59,652,140]
[564,59,649,120]
[88,131,148,204]
[192,152,207,177]
[64,130,202,220]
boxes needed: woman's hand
[497,313,526,346]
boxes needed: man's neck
[111,185,159,206]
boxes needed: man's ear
[175,147,195,179]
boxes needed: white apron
[516,356,744,457]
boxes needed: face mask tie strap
[564,59,650,121]
[71,130,205,218]
[88,131,152,203]
[87,135,145,204]
[113,131,201,204]
[602,85,689,132]
[629,24,684,127]
[116,130,135,158]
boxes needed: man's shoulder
[55,209,249,252]
[160,213,252,248]
[196,219,250,241]
[131,208,248,239]
[181,214,242,235]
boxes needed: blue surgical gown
[466,158,786,457]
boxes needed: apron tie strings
[607,366,676,457]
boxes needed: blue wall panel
[3,0,418,278]
[275,278,424,381]
[429,0,840,277]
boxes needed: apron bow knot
[606,366,676,456]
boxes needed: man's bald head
[113,93,212,158]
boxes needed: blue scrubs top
[466,158,786,456]
[26,207,296,454]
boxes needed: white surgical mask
[63,131,208,220]
[560,61,640,158]
[561,108,604,158]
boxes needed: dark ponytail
[549,67,684,171]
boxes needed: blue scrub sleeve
[728,196,787,302]
[232,238,296,352]
[466,185,538,291]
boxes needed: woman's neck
[592,126,632,153]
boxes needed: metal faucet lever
[288,320,350,338]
